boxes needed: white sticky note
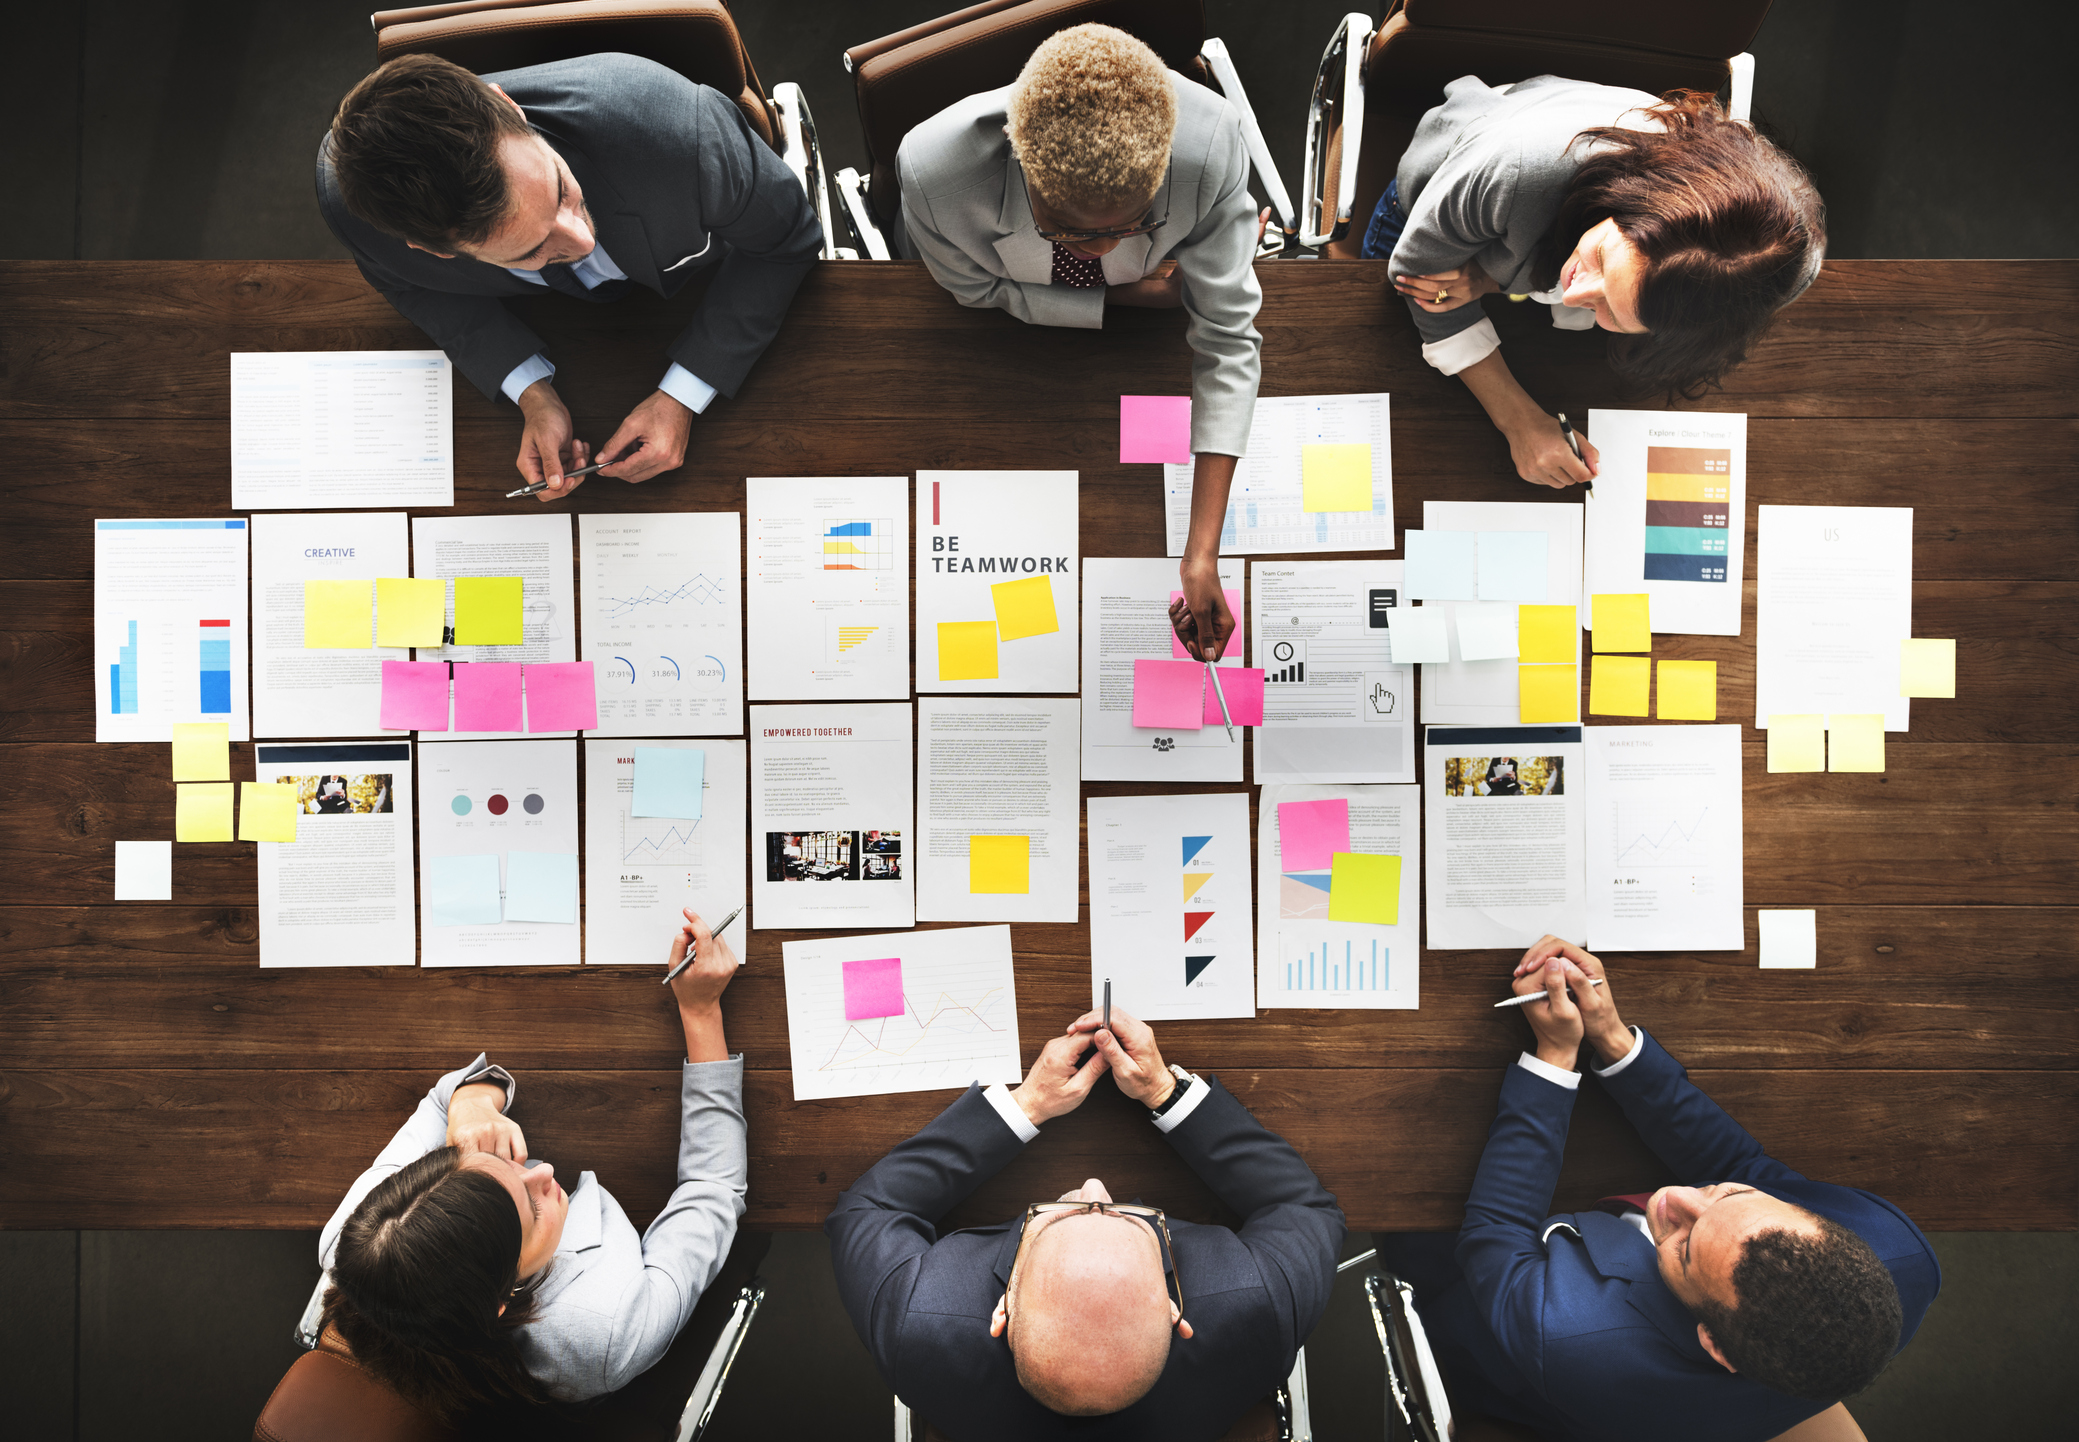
[114,840,173,901]
[1758,910,1817,969]
[1476,532,1549,602]
[1454,602,1520,661]
[1403,530,1478,600]
[1387,606,1452,664]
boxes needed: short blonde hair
[1007,24,1177,215]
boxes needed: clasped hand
[1010,1005,1173,1125]
[1508,935,1630,1071]
[515,382,694,501]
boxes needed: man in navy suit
[1379,937,1940,1441]
[827,1005,1345,1440]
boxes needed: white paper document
[1081,556,1245,781]
[413,513,578,740]
[231,351,452,510]
[255,741,416,967]
[416,739,581,966]
[1756,505,1914,731]
[584,740,746,965]
[95,518,251,742]
[1584,725,1744,951]
[1418,501,1583,726]
[1256,784,1420,1009]
[1163,393,1394,555]
[250,512,409,739]
[1582,410,1747,636]
[1250,560,1414,784]
[916,470,1079,693]
[747,477,910,700]
[1088,791,1255,1020]
[916,697,1080,922]
[751,703,914,930]
[579,513,744,737]
[783,924,1023,1100]
[1424,725,1586,949]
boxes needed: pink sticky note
[379,660,450,731]
[1169,589,1245,659]
[1203,667,1266,726]
[524,662,599,732]
[1121,395,1193,463]
[1132,658,1206,729]
[452,662,523,731]
[1277,798,1350,872]
[843,956,905,1021]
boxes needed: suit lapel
[1576,1211,1714,1361]
[991,155,1055,285]
[552,1169,604,1256]
[546,131,663,294]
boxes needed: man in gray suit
[896,24,1265,660]
[318,52,821,500]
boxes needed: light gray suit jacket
[312,1052,747,1402]
[896,78,1263,457]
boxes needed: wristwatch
[1148,1064,1197,1120]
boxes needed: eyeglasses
[1011,1201,1184,1314]
[1025,168,1171,244]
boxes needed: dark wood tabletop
[2,259,2073,1235]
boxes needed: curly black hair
[1693,1215,1902,1400]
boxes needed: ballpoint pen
[1556,412,1593,495]
[1493,977,1604,1008]
[660,904,746,985]
[1103,978,1112,1036]
[506,458,608,499]
[1205,662,1235,741]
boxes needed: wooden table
[2,259,2074,1234]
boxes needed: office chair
[366,0,842,257]
[1298,0,1772,256]
[833,0,1296,262]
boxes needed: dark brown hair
[1691,1216,1903,1401]
[1542,91,1825,399]
[329,53,533,251]
[318,1146,550,1424]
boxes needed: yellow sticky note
[1301,443,1373,512]
[1588,655,1651,716]
[1828,714,1887,772]
[1516,604,1577,663]
[1899,639,1955,698]
[1766,714,1825,773]
[170,722,229,782]
[969,835,1030,893]
[938,621,999,680]
[991,574,1059,641]
[1656,660,1718,720]
[1591,593,1652,653]
[1326,852,1400,924]
[175,782,234,842]
[304,579,373,648]
[1518,664,1579,723]
[453,576,523,645]
[238,782,299,843]
[376,577,447,648]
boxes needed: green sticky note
[938,621,999,681]
[1590,593,1652,653]
[1766,714,1825,773]
[1588,655,1650,716]
[1301,444,1373,512]
[1899,639,1955,698]
[969,835,1030,893]
[991,575,1059,641]
[237,782,298,843]
[1518,664,1579,723]
[171,722,229,782]
[453,576,523,645]
[1326,852,1401,925]
[1516,604,1577,663]
[176,782,234,842]
[376,577,447,648]
[1827,714,1887,773]
[1656,660,1717,720]
[304,579,373,649]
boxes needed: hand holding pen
[661,905,744,989]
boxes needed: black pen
[506,458,608,499]
[660,905,745,985]
[1103,978,1112,1036]
[1557,412,1593,495]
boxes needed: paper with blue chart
[1087,791,1254,1021]
[94,518,252,742]
[578,513,743,737]
[1161,393,1394,556]
[584,740,746,966]
[746,476,910,700]
[1256,784,1420,1009]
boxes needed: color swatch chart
[1644,446,1732,583]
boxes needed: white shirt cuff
[982,1083,1040,1143]
[658,363,718,415]
[1589,1025,1647,1078]
[1419,316,1502,376]
[1516,1052,1582,1090]
[1150,1073,1210,1133]
[501,352,556,405]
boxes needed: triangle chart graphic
[1184,955,1216,985]
[1283,871,1333,893]
[1182,871,1214,902]
[1183,911,1214,942]
[1182,835,1213,867]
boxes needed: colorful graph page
[1644,446,1733,584]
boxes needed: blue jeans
[1359,179,1406,260]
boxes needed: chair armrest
[1300,13,1374,248]
[772,81,838,260]
[1728,51,1756,124]
[1200,38,1297,244]
[835,168,893,260]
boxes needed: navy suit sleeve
[1595,1031,1803,1187]
[824,1086,1026,1381]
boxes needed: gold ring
[1435,289,1450,303]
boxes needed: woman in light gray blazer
[310,908,746,1423]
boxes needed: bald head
[1009,1209,1175,1415]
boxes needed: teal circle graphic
[450,795,472,816]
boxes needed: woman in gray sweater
[1361,75,1823,487]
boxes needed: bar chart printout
[1256,782,1420,1009]
[94,519,251,741]
[1286,938,1389,992]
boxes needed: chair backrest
[254,1333,458,1442]
[842,0,1209,222]
[370,0,778,145]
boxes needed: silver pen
[506,458,609,499]
[1206,662,1236,741]
[660,905,746,985]
[1494,977,1604,1009]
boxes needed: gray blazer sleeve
[1385,152,1519,347]
[1171,107,1264,457]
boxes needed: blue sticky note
[427,854,503,927]
[504,852,579,924]
[632,747,705,819]
[1403,529,1478,600]
[1476,531,1550,601]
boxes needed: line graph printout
[579,514,743,737]
[1162,393,1394,556]
[784,925,1022,1100]
[747,478,909,699]
[1586,724,1743,951]
[584,740,746,965]
[1256,784,1419,1009]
